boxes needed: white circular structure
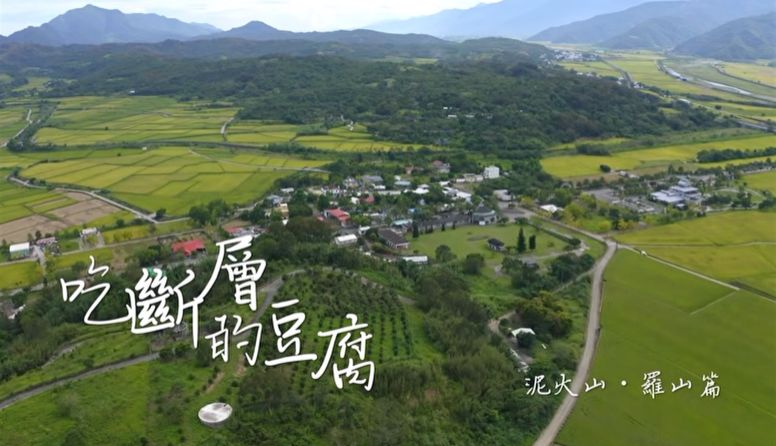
[198,402,233,427]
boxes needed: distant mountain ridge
[195,21,447,46]
[600,16,707,50]
[368,0,647,39]
[530,0,775,49]
[6,4,220,46]
[674,13,776,60]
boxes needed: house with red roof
[172,239,205,257]
[324,208,351,227]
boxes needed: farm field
[0,186,120,243]
[35,98,422,152]
[705,101,776,120]
[36,96,237,145]
[665,60,776,99]
[0,101,34,144]
[541,133,776,178]
[719,62,776,87]
[557,250,776,446]
[20,146,328,215]
[0,176,77,224]
[743,170,776,195]
[608,56,745,102]
[617,211,776,295]
[559,61,621,78]
[101,219,196,244]
[0,261,43,290]
[228,120,422,151]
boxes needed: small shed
[9,242,31,259]
[488,238,505,252]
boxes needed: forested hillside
[22,54,720,152]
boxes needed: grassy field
[558,250,776,446]
[0,330,150,401]
[20,146,327,215]
[542,133,776,178]
[617,211,776,294]
[410,222,588,313]
[0,261,43,290]
[0,362,151,445]
[743,170,776,195]
[36,96,237,145]
[412,223,569,264]
[101,219,195,244]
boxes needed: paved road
[220,117,234,139]
[533,239,618,446]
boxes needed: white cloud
[0,0,502,35]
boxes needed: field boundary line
[689,290,737,316]
[622,247,740,291]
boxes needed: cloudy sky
[1,1,503,35]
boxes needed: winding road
[0,272,292,411]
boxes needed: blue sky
[1,1,502,35]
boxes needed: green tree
[462,253,485,275]
[528,234,536,250]
[435,244,456,263]
[517,228,527,253]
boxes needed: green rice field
[743,170,776,195]
[0,176,76,224]
[20,146,327,215]
[617,211,776,295]
[36,96,237,145]
[0,101,35,144]
[228,121,422,151]
[558,249,776,446]
[542,134,776,178]
[0,261,43,290]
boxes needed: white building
[540,204,562,214]
[9,242,31,259]
[402,255,429,265]
[483,165,500,179]
[81,227,99,237]
[493,189,512,202]
[334,234,358,247]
